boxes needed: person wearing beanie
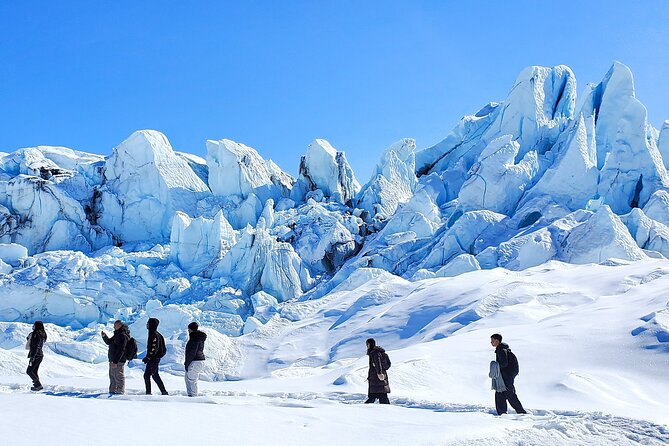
[26,320,47,391]
[184,322,207,397]
[142,317,168,395]
[365,338,391,404]
[101,320,130,395]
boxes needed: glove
[377,373,386,381]
[142,357,149,364]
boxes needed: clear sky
[1,1,668,180]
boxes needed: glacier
[2,61,669,377]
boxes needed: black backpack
[125,337,138,361]
[381,351,392,370]
[157,333,167,358]
[507,350,519,376]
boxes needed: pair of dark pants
[26,356,43,386]
[144,359,167,395]
[495,376,526,415]
[365,393,390,404]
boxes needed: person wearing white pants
[184,322,207,397]
[185,360,205,396]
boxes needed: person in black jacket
[491,333,527,415]
[365,338,390,404]
[142,317,168,395]
[26,321,47,391]
[101,320,130,395]
[184,322,206,397]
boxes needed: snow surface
[1,259,669,445]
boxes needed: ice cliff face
[293,139,361,205]
[2,62,669,335]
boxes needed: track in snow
[2,383,667,445]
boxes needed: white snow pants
[185,360,205,396]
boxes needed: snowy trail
[1,383,667,445]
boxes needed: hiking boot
[161,391,169,395]
[30,385,43,391]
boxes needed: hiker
[101,320,130,395]
[490,333,527,415]
[142,317,168,395]
[26,321,47,391]
[365,338,390,404]
[184,322,206,397]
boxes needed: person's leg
[185,363,199,396]
[184,365,191,396]
[26,363,36,384]
[151,360,168,394]
[31,356,43,388]
[187,361,204,396]
[364,393,377,403]
[379,394,390,404]
[117,361,126,394]
[501,377,526,414]
[495,391,507,415]
[108,362,115,394]
[144,363,153,394]
[504,382,526,414]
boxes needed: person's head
[366,338,376,351]
[147,318,160,331]
[33,321,44,331]
[490,333,502,348]
[114,320,123,330]
[188,322,199,333]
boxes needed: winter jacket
[489,360,507,392]
[28,330,47,359]
[184,330,207,370]
[103,325,130,364]
[145,330,165,363]
[367,346,390,394]
[495,342,518,383]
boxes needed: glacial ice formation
[1,61,669,348]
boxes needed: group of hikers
[26,319,207,397]
[25,320,526,415]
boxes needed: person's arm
[101,332,111,345]
[28,333,37,359]
[496,348,509,369]
[184,339,196,370]
[145,334,157,361]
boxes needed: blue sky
[1,1,668,180]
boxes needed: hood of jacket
[147,318,160,332]
[368,345,385,355]
[189,330,207,342]
[496,342,510,352]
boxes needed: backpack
[380,351,392,370]
[125,337,138,361]
[157,333,167,358]
[507,350,519,376]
